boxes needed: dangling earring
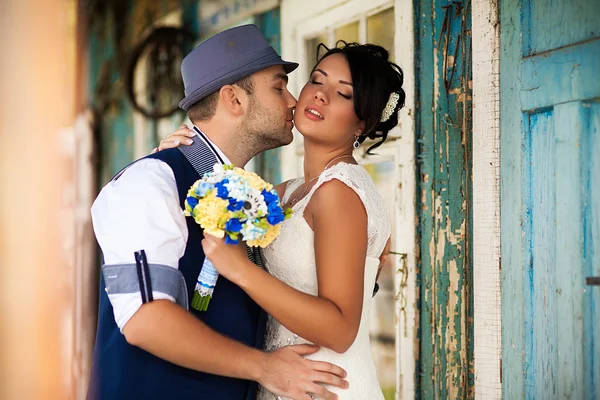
[353,139,360,149]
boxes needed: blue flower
[267,211,285,225]
[262,189,279,206]
[227,199,244,211]
[225,218,243,233]
[195,182,214,197]
[215,179,230,199]
[267,201,283,215]
[225,234,239,245]
[186,196,199,209]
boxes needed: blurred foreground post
[0,0,77,398]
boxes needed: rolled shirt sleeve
[91,158,189,331]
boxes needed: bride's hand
[202,233,252,284]
[376,237,391,282]
[150,124,196,154]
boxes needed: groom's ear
[218,85,246,117]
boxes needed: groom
[88,25,347,400]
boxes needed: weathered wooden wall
[415,0,474,398]
[472,0,501,397]
[86,0,193,184]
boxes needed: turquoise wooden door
[415,0,473,398]
[501,0,600,398]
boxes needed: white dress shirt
[91,129,230,331]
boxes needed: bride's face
[294,53,365,149]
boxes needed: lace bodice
[257,162,390,400]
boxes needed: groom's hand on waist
[257,344,348,400]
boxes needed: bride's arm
[202,179,367,354]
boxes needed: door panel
[501,0,600,397]
[522,0,600,55]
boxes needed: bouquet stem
[191,291,212,311]
[191,258,219,311]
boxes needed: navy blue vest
[88,147,267,400]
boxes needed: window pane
[367,8,395,60]
[305,33,329,78]
[334,21,359,44]
[363,159,397,400]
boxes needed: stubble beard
[240,96,291,156]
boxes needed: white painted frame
[472,0,501,398]
[280,1,416,398]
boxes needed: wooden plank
[392,1,419,398]
[583,103,600,399]
[88,9,135,184]
[415,0,437,395]
[520,40,600,112]
[530,110,558,397]
[500,0,526,396]
[472,0,502,397]
[416,0,473,398]
[521,0,600,56]
[554,102,585,399]
[521,113,534,400]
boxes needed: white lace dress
[257,162,391,400]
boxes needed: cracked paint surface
[416,0,473,398]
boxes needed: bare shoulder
[308,178,368,241]
[311,178,365,215]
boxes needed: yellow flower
[192,191,229,238]
[247,223,281,248]
[233,168,273,191]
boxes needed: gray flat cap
[179,24,298,111]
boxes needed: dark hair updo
[314,41,406,154]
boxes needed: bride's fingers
[171,124,195,138]
[375,262,384,282]
[176,124,196,137]
[155,124,196,151]
[157,135,193,151]
[166,134,193,145]
[157,139,180,151]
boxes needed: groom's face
[240,65,297,151]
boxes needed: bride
[160,42,405,399]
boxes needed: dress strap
[281,178,304,205]
[294,163,367,213]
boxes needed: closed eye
[310,79,322,85]
[338,92,352,100]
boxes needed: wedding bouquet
[184,164,291,311]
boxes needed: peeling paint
[416,0,473,398]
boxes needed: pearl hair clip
[380,92,400,122]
